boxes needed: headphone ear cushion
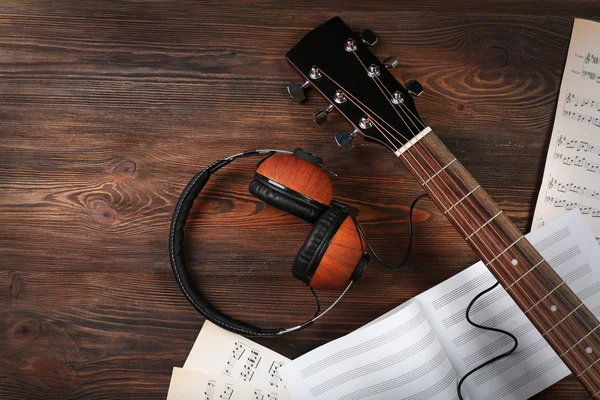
[292,207,347,284]
[249,178,324,223]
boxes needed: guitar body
[286,17,600,397]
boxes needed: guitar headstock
[286,17,426,154]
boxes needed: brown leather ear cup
[293,207,366,289]
[253,153,333,209]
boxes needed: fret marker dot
[587,347,593,354]
[550,305,558,312]
[511,259,518,266]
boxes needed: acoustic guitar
[286,17,600,398]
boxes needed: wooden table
[2,1,599,398]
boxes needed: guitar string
[347,56,600,383]
[350,50,600,363]
[348,49,600,350]
[317,64,600,387]
[350,51,425,136]
[331,76,596,383]
[355,107,600,392]
[368,81,600,375]
[363,67,600,379]
[350,52,422,140]
[365,61,600,385]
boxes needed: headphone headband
[169,149,354,336]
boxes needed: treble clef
[558,135,563,146]
[586,53,591,64]
[549,178,554,189]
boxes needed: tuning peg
[383,56,398,69]
[287,80,310,102]
[335,129,359,151]
[313,104,334,125]
[405,79,424,97]
[360,28,378,46]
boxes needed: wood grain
[255,152,334,207]
[310,215,365,289]
[1,1,600,398]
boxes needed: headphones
[169,149,370,336]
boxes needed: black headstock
[286,17,426,154]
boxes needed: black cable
[310,193,429,319]
[310,287,321,319]
[457,282,519,399]
[350,193,429,270]
[345,193,517,399]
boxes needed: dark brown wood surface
[2,1,600,398]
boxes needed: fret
[561,325,600,358]
[484,235,524,267]
[524,282,564,314]
[444,185,481,214]
[422,158,457,185]
[466,211,502,240]
[579,357,600,377]
[578,360,600,394]
[542,303,585,337]
[506,259,545,290]
[398,130,600,396]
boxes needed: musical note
[536,35,600,242]
[555,134,600,159]
[544,195,600,217]
[582,69,600,83]
[562,109,600,128]
[240,350,261,382]
[267,362,284,387]
[219,383,234,399]
[252,390,279,400]
[223,342,248,376]
[585,52,600,65]
[565,91,600,111]
[204,380,216,400]
[547,177,600,202]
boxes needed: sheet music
[167,368,291,400]
[278,210,600,400]
[417,209,600,400]
[533,18,600,244]
[185,321,291,388]
[279,299,462,400]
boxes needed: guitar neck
[402,128,600,396]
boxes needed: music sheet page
[533,18,600,244]
[416,210,600,400]
[278,299,461,400]
[184,321,291,388]
[167,368,291,400]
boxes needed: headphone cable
[457,282,519,399]
[348,192,517,398]
[350,193,429,270]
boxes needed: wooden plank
[1,1,599,398]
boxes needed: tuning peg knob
[383,56,399,69]
[287,80,310,102]
[335,129,359,151]
[360,28,378,46]
[406,79,424,97]
[313,104,334,125]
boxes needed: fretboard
[401,128,600,397]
